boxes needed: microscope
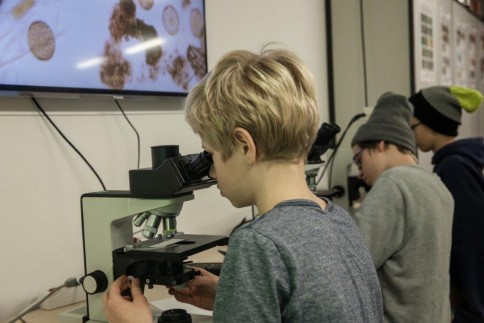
[305,122,344,199]
[60,145,228,323]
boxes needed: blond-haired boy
[104,48,382,322]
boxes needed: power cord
[32,97,107,190]
[114,99,141,169]
[8,277,80,323]
[316,113,366,187]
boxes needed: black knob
[81,270,108,295]
[158,309,192,323]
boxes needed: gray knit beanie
[408,85,483,136]
[351,92,417,154]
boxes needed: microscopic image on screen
[0,0,207,96]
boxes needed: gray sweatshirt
[353,165,453,323]
[213,199,383,322]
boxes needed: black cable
[31,97,107,190]
[114,99,140,169]
[408,0,416,94]
[316,113,366,187]
[325,0,336,124]
[359,0,369,107]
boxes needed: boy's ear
[233,127,257,164]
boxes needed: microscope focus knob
[81,270,108,295]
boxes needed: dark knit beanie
[408,85,483,136]
[351,92,417,155]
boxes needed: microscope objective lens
[142,214,162,239]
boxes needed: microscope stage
[120,233,228,262]
[113,233,228,286]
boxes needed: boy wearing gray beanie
[409,85,484,322]
[351,92,454,322]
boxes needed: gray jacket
[353,165,453,323]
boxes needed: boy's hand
[168,267,219,311]
[102,275,152,323]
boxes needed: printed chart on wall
[468,27,478,89]
[417,0,437,85]
[0,0,207,94]
[439,10,452,86]
[480,25,484,87]
[454,21,468,87]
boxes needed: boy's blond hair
[185,48,319,162]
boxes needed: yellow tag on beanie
[450,86,483,113]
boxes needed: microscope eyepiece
[307,122,341,163]
[129,147,217,197]
[185,150,213,179]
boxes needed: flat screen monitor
[0,0,207,98]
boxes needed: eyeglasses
[352,148,365,168]
[411,122,422,130]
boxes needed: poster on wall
[418,0,437,84]
[439,10,452,86]
[468,27,478,88]
[479,25,484,86]
[454,22,468,86]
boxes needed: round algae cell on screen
[162,5,179,35]
[190,8,204,38]
[28,21,55,61]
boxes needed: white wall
[0,0,327,320]
[328,0,412,209]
